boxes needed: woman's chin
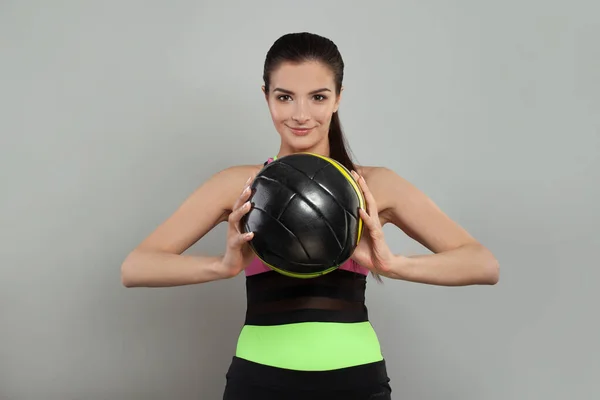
[282,138,328,155]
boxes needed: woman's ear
[334,86,344,113]
[261,85,268,101]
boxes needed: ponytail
[328,112,383,283]
[327,111,356,172]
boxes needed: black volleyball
[241,152,365,278]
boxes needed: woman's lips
[288,126,314,136]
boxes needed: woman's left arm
[355,167,499,286]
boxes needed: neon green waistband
[235,321,383,371]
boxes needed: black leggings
[223,382,392,399]
[222,357,392,400]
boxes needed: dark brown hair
[262,32,356,172]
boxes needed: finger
[228,200,252,232]
[355,174,377,216]
[351,170,367,210]
[228,231,254,252]
[235,231,254,245]
[230,176,252,225]
[358,208,383,239]
[232,176,253,211]
[358,208,376,230]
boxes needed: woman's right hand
[219,175,257,278]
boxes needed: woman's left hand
[350,170,395,275]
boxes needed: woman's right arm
[120,165,256,288]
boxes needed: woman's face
[263,61,342,156]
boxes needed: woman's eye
[277,94,326,102]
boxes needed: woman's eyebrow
[273,87,332,95]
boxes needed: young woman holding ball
[121,32,499,400]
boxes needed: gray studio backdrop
[1,1,598,399]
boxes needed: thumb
[238,231,254,246]
[359,208,375,231]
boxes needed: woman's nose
[292,102,310,124]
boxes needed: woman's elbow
[120,252,138,288]
[483,250,500,285]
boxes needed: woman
[121,32,499,399]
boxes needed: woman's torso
[223,157,390,393]
[236,257,383,371]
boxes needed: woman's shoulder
[213,163,264,189]
[354,164,412,212]
[355,164,399,185]
[218,163,264,178]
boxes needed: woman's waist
[234,321,383,371]
[245,296,369,325]
[225,355,390,391]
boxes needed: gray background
[1,1,598,399]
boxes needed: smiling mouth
[287,126,315,136]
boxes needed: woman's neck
[276,141,330,159]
